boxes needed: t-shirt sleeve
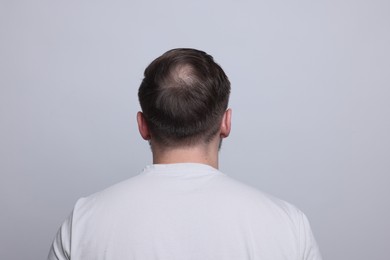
[47,213,72,260]
[298,210,323,260]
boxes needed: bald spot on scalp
[164,64,200,89]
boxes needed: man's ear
[137,112,151,140]
[220,108,232,138]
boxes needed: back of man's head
[138,48,231,147]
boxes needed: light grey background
[1,0,389,259]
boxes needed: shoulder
[215,173,301,214]
[71,173,148,217]
[217,174,322,259]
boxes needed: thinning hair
[138,48,231,147]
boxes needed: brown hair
[138,48,231,147]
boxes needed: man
[48,48,322,260]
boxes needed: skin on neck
[137,109,231,170]
[151,136,222,169]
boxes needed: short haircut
[138,48,231,147]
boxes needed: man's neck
[152,143,219,169]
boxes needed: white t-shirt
[48,163,322,260]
